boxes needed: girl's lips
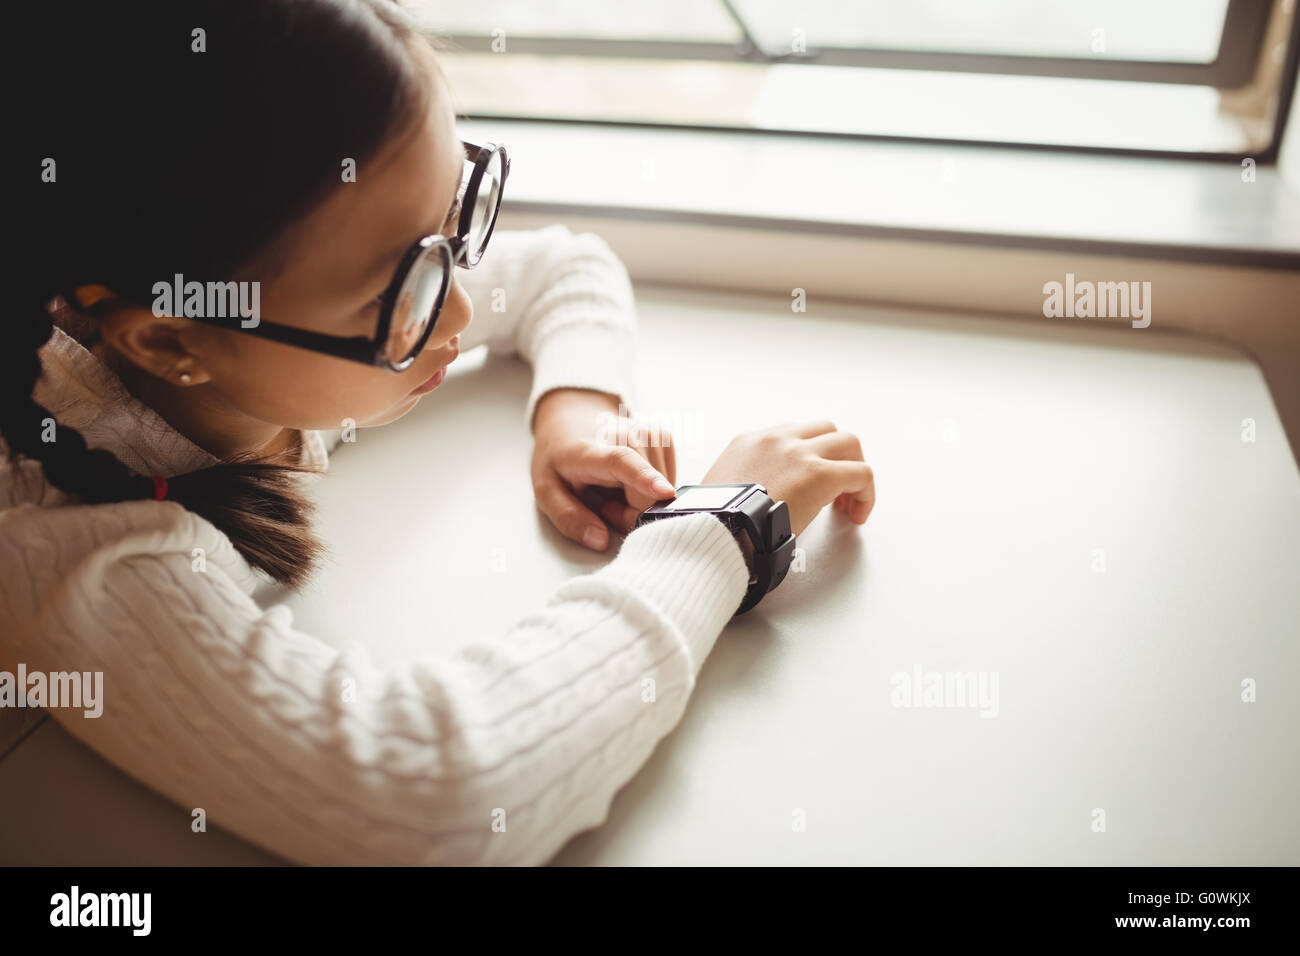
[410,367,445,395]
[409,349,458,395]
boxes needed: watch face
[661,484,749,511]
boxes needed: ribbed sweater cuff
[525,321,637,431]
[587,512,749,677]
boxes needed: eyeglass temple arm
[199,315,378,364]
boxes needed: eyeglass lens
[466,148,504,263]
[383,146,504,366]
[385,243,449,366]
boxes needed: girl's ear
[94,303,210,387]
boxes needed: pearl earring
[179,372,192,385]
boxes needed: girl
[4,0,875,865]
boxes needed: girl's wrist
[532,387,619,435]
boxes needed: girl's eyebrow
[362,142,466,286]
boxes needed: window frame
[442,0,1273,86]
[440,1,1299,163]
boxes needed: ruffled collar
[31,299,328,479]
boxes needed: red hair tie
[149,475,168,501]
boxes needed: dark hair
[10,0,436,588]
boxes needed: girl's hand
[701,421,875,535]
[530,388,678,551]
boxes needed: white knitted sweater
[0,225,748,865]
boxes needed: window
[416,0,1298,156]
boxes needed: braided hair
[11,0,433,588]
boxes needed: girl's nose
[429,280,472,349]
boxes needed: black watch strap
[635,483,796,616]
[737,522,796,614]
[734,490,794,614]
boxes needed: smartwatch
[635,483,796,615]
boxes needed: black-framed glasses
[360,140,510,369]
[73,140,510,372]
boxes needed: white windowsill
[460,118,1300,269]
